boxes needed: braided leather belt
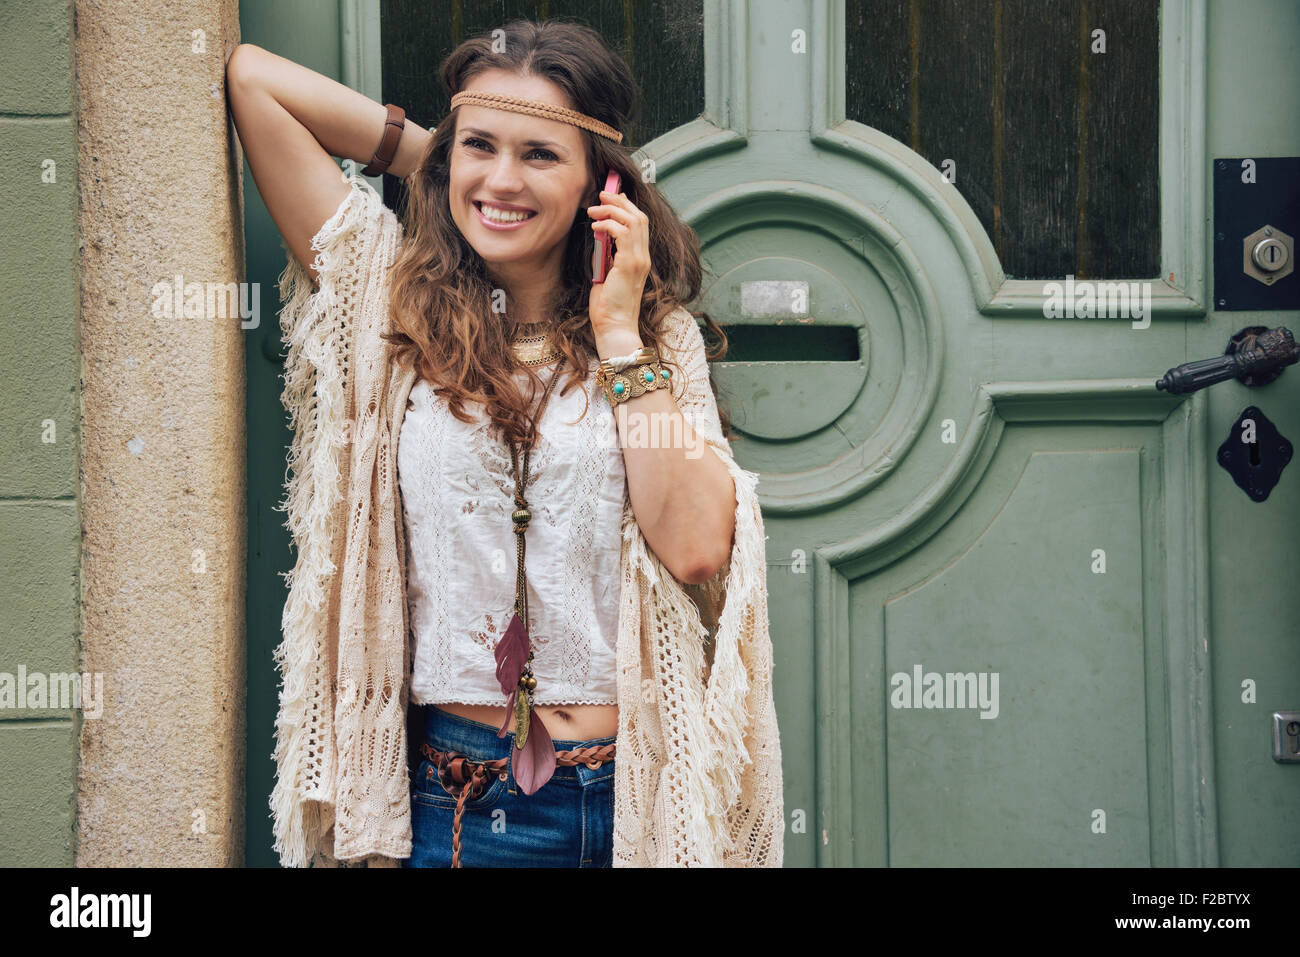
[419,739,617,867]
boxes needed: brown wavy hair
[380,18,731,450]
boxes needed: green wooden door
[244,0,1300,867]
[696,0,1296,867]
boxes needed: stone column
[75,0,247,866]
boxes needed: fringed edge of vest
[617,306,783,867]
[270,177,388,868]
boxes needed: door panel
[864,444,1153,866]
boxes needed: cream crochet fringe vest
[269,173,784,867]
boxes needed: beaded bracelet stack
[595,346,672,408]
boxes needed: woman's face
[448,69,593,279]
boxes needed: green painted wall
[0,0,81,867]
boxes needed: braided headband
[449,90,623,144]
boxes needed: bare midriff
[433,701,619,742]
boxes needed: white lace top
[397,357,626,706]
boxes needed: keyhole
[1289,722,1300,755]
[1250,438,1260,466]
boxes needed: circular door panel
[687,183,943,510]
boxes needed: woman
[227,19,783,867]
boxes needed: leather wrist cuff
[362,103,406,176]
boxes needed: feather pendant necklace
[492,355,565,794]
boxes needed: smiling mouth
[474,201,538,223]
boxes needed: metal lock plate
[1213,156,1300,310]
[1272,711,1300,763]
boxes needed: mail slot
[718,324,862,363]
[694,260,872,442]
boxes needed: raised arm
[224,42,430,283]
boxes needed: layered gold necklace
[509,322,562,367]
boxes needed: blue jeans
[403,705,616,868]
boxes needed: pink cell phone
[591,169,622,283]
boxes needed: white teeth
[478,203,535,223]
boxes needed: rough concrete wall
[0,0,82,867]
[73,0,246,865]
